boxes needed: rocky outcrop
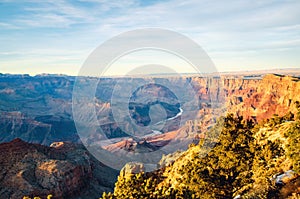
[120,162,145,176]
[0,138,118,199]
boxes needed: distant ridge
[1,68,299,78]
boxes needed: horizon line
[1,67,300,78]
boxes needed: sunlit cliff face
[0,74,299,146]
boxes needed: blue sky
[0,0,300,75]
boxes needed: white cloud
[0,0,300,74]
[0,22,20,29]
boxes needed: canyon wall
[191,74,300,121]
[0,73,299,145]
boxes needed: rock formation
[0,138,118,199]
[0,72,300,198]
[1,73,299,153]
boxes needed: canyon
[0,71,300,198]
[1,72,299,147]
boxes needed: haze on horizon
[0,0,300,76]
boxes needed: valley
[0,70,300,198]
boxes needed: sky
[0,0,300,76]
